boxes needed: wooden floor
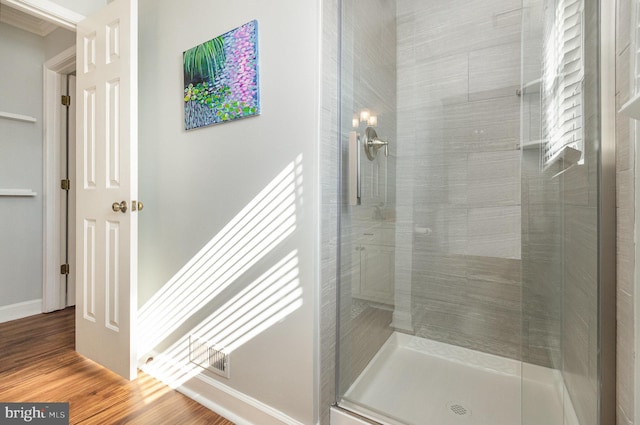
[0,308,234,424]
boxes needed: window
[542,0,584,167]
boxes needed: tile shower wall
[615,1,635,424]
[319,0,339,422]
[521,152,563,369]
[328,2,612,425]
[396,0,524,359]
[338,0,397,397]
[520,0,562,370]
[523,0,603,423]
[557,1,600,423]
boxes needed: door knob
[132,200,144,212]
[112,200,128,213]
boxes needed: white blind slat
[542,0,584,167]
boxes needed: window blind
[542,0,584,166]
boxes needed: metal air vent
[189,336,230,379]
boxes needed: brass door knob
[112,200,128,213]
[132,200,144,212]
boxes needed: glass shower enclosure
[334,0,614,424]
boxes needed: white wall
[137,1,320,424]
[0,23,45,309]
[0,22,75,318]
[49,0,106,16]
[44,27,75,60]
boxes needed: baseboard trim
[0,299,42,324]
[174,371,305,425]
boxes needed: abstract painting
[183,20,260,130]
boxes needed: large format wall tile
[467,206,521,259]
[401,0,521,62]
[337,0,397,400]
[467,151,521,207]
[410,53,470,106]
[469,42,521,100]
[398,0,524,359]
[442,96,521,153]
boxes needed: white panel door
[75,0,138,380]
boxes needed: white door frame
[0,0,84,31]
[42,46,76,312]
[34,0,84,312]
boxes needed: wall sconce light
[359,109,370,122]
[352,117,359,128]
[367,115,378,127]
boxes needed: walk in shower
[333,0,615,424]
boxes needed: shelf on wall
[521,78,541,95]
[518,139,545,150]
[0,189,37,197]
[619,93,640,120]
[0,111,37,123]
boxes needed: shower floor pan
[337,332,579,425]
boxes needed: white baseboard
[0,299,42,323]
[177,372,305,425]
[141,361,305,425]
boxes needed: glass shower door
[338,0,527,423]
[334,0,610,424]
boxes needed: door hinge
[61,179,70,191]
[61,95,71,107]
[60,264,70,275]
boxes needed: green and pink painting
[183,20,260,130]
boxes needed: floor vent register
[189,336,230,379]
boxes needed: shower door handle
[349,131,361,206]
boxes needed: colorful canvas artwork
[183,20,260,130]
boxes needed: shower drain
[446,402,471,418]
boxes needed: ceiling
[0,2,58,36]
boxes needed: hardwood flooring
[0,308,234,424]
